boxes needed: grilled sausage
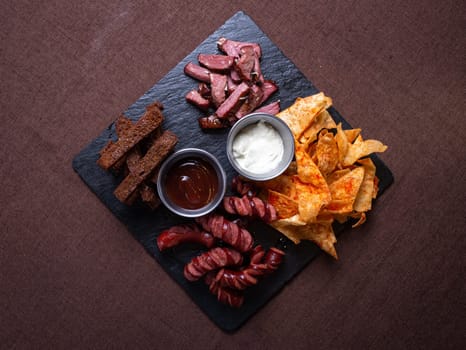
[195,214,254,252]
[183,247,243,281]
[157,224,215,251]
[223,195,277,223]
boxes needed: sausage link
[157,224,215,251]
[206,273,244,308]
[231,176,257,197]
[195,214,254,253]
[264,247,286,271]
[183,247,243,281]
[223,195,277,222]
[214,246,285,290]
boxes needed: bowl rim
[226,112,295,181]
[156,148,227,218]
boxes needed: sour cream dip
[232,120,284,174]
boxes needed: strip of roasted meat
[209,73,227,107]
[253,100,281,115]
[235,84,264,119]
[198,53,234,71]
[198,115,226,129]
[215,81,250,118]
[259,80,279,105]
[186,90,210,110]
[235,45,256,82]
[184,62,211,83]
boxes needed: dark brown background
[1,1,465,349]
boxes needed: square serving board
[72,11,394,332]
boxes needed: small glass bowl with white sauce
[226,113,295,181]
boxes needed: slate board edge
[71,11,394,332]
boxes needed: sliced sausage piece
[183,247,243,281]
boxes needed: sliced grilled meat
[198,53,234,71]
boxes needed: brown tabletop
[1,1,465,349]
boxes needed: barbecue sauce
[164,157,219,209]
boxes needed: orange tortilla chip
[270,218,305,244]
[353,158,376,212]
[342,135,388,166]
[297,223,338,259]
[315,129,339,176]
[293,175,331,223]
[328,167,364,200]
[315,213,335,224]
[300,109,337,143]
[373,176,380,199]
[295,142,327,187]
[335,123,349,165]
[322,167,365,214]
[284,161,298,175]
[326,168,351,184]
[254,174,297,200]
[351,212,367,228]
[270,221,338,259]
[268,190,299,219]
[344,128,361,143]
[277,93,332,140]
[321,199,355,214]
[275,214,308,227]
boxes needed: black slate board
[72,11,394,332]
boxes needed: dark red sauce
[164,157,219,210]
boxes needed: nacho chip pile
[257,93,387,259]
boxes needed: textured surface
[1,0,465,348]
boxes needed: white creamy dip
[232,120,284,174]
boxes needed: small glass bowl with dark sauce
[157,148,226,218]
